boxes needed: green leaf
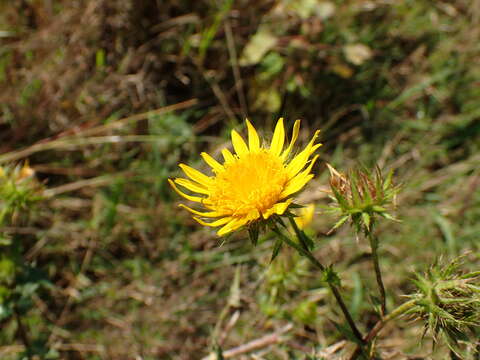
[362,212,371,231]
[95,49,106,69]
[331,216,349,231]
[331,186,349,209]
[293,300,317,325]
[433,213,457,255]
[350,272,363,319]
[239,25,277,66]
[379,212,396,221]
[0,301,12,321]
[270,238,283,263]
[274,215,288,229]
[349,171,362,207]
[0,234,11,246]
[288,217,314,251]
[199,0,234,61]
[248,223,259,247]
[383,169,394,191]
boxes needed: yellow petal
[286,130,321,178]
[282,174,314,198]
[262,199,292,219]
[174,178,210,195]
[201,152,224,173]
[179,204,222,218]
[300,154,319,177]
[269,118,285,156]
[168,179,204,203]
[274,199,292,215]
[282,155,319,197]
[222,148,236,164]
[281,119,300,160]
[231,129,249,157]
[217,217,250,236]
[245,208,261,221]
[194,216,231,227]
[179,164,212,187]
[246,119,260,152]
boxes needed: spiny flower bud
[0,162,43,223]
[408,258,480,354]
[326,163,398,234]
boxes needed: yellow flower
[18,163,35,180]
[169,118,321,236]
[294,203,315,230]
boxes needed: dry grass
[0,1,479,359]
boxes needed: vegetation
[0,0,479,359]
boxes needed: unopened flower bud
[326,163,398,234]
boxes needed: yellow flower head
[169,118,321,236]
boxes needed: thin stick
[43,173,131,197]
[202,323,293,360]
[0,99,198,163]
[368,232,387,316]
[224,19,248,119]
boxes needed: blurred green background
[0,0,479,359]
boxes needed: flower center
[207,150,289,218]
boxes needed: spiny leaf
[362,212,371,231]
[331,185,349,209]
[270,238,283,263]
[328,216,349,233]
[289,217,314,251]
[323,265,341,287]
[248,223,259,247]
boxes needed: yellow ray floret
[170,118,322,236]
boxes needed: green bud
[408,258,480,354]
[326,163,399,235]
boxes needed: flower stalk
[271,220,365,347]
[368,231,387,316]
[327,164,398,317]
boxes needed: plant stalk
[349,299,417,360]
[368,232,387,316]
[272,223,365,346]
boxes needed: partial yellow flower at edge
[294,204,316,230]
[18,163,35,180]
[169,118,322,236]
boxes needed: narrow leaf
[270,238,283,263]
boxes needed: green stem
[272,223,365,346]
[368,232,387,316]
[349,299,417,360]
